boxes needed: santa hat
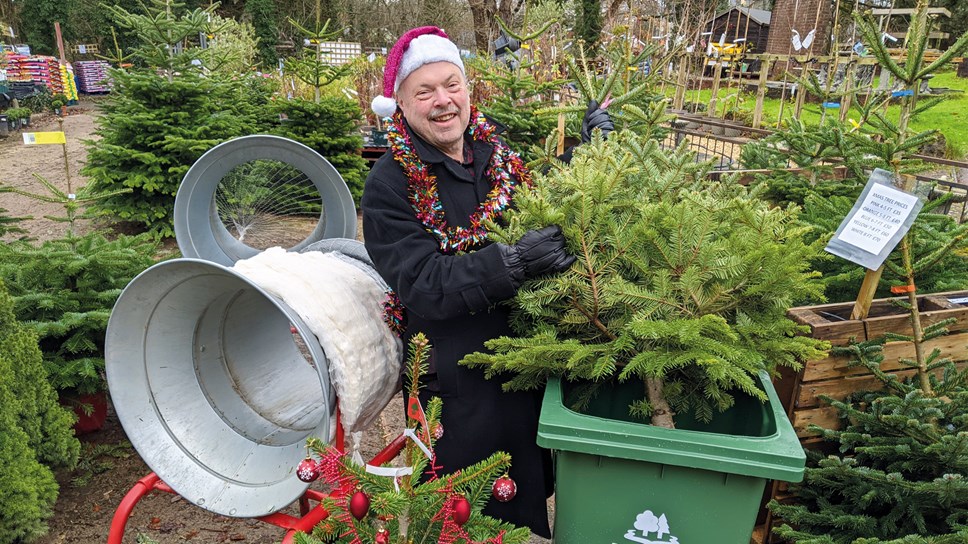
[371,26,465,118]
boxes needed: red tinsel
[388,106,533,254]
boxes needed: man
[361,26,612,536]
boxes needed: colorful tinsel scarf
[388,106,533,254]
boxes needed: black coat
[361,120,553,537]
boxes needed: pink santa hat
[370,26,466,118]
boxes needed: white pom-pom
[371,95,397,118]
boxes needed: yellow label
[23,132,67,145]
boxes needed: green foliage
[799,193,968,304]
[855,1,968,91]
[272,97,368,204]
[0,204,29,239]
[5,107,32,121]
[0,279,80,543]
[50,93,69,111]
[201,13,260,76]
[70,440,132,487]
[284,17,352,100]
[770,341,968,542]
[244,0,280,68]
[0,232,160,394]
[469,20,563,161]
[81,69,269,236]
[755,171,865,210]
[21,87,54,115]
[740,105,937,206]
[104,0,220,74]
[574,0,602,52]
[15,0,78,56]
[463,131,829,425]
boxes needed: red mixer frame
[107,408,407,544]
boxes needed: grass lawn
[673,69,968,159]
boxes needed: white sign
[836,182,919,255]
[824,169,923,270]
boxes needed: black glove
[580,100,614,143]
[502,225,576,286]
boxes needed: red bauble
[492,475,517,502]
[375,528,390,544]
[432,422,444,440]
[452,495,471,525]
[349,489,370,520]
[296,458,319,482]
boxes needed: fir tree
[103,0,220,79]
[574,0,602,53]
[0,279,80,543]
[742,0,968,209]
[244,0,279,68]
[0,176,160,396]
[463,132,828,428]
[770,335,968,542]
[469,17,564,162]
[82,69,268,236]
[798,193,968,304]
[272,4,367,203]
[297,334,530,544]
[283,8,351,102]
[769,7,968,531]
[272,97,368,205]
[83,0,273,236]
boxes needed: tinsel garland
[388,107,533,254]
[382,291,405,337]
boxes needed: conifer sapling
[463,132,829,428]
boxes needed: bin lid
[537,371,805,482]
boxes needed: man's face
[396,61,470,160]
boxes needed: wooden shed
[705,6,772,55]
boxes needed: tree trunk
[646,376,675,428]
[467,0,494,53]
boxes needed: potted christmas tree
[463,130,828,542]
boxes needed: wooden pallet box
[778,290,968,446]
[760,290,968,542]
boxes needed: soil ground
[0,99,554,544]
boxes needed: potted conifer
[0,175,159,434]
[463,130,828,542]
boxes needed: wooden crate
[780,289,968,444]
[760,290,968,542]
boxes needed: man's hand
[580,99,614,143]
[502,225,576,286]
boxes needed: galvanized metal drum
[105,258,334,517]
[106,136,366,518]
[174,134,357,266]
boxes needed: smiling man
[360,26,609,536]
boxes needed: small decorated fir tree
[463,132,828,428]
[296,334,530,544]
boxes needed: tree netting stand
[106,414,409,544]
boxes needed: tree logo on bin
[612,509,680,544]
